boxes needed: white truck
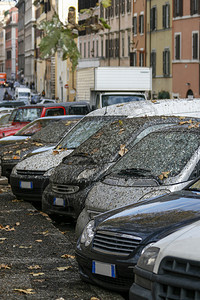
[76,67,152,109]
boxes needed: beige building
[146,0,172,98]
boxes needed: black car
[75,177,200,292]
[42,116,183,220]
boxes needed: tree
[36,0,111,70]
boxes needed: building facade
[16,0,25,83]
[172,0,200,98]
[4,6,18,80]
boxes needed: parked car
[9,115,123,201]
[130,217,200,300]
[75,121,200,236]
[75,177,200,292]
[1,116,82,180]
[31,93,41,104]
[42,116,182,220]
[0,103,70,138]
[37,99,56,105]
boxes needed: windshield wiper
[118,168,152,176]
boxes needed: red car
[0,104,68,138]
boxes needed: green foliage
[158,90,170,99]
[101,0,112,8]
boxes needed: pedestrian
[42,90,45,97]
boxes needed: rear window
[14,108,42,122]
[68,106,90,115]
[45,108,65,116]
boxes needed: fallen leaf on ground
[30,272,44,277]
[57,266,72,271]
[35,240,43,243]
[14,289,35,294]
[0,264,11,269]
[28,265,41,270]
[0,225,15,231]
[61,254,75,259]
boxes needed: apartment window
[163,4,170,29]
[150,6,157,31]
[110,0,114,17]
[101,37,104,57]
[133,16,137,35]
[79,42,82,57]
[121,0,125,14]
[163,49,170,77]
[128,32,131,56]
[84,42,86,58]
[96,40,99,57]
[88,41,90,58]
[175,34,181,60]
[139,52,144,66]
[106,39,109,58]
[190,0,199,15]
[115,37,119,57]
[115,0,119,16]
[127,0,131,13]
[6,50,11,60]
[130,52,137,66]
[173,0,183,17]
[100,3,104,18]
[151,51,156,77]
[139,14,144,34]
[122,33,125,57]
[192,32,198,59]
[109,38,114,58]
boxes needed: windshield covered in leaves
[57,116,120,150]
[16,118,58,136]
[102,94,146,107]
[111,129,200,178]
[64,118,179,165]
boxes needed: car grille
[156,256,200,300]
[52,184,79,194]
[92,230,142,256]
[17,170,45,176]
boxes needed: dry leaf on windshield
[116,104,124,107]
[14,289,35,295]
[118,120,123,126]
[151,100,157,103]
[179,119,193,125]
[13,156,20,160]
[0,225,15,231]
[158,171,170,180]
[0,238,7,241]
[90,148,99,155]
[65,121,72,126]
[19,245,32,249]
[0,264,11,269]
[119,128,125,135]
[119,144,128,157]
[35,240,43,243]
[15,222,20,226]
[57,266,72,271]
[188,122,200,129]
[179,116,185,120]
[52,150,59,155]
[91,297,100,300]
[16,150,21,155]
[61,254,75,259]
[93,131,103,139]
[35,143,43,146]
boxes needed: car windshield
[57,116,119,150]
[102,94,146,107]
[32,119,80,143]
[15,119,56,136]
[19,92,30,97]
[111,130,200,178]
[0,114,10,125]
[13,108,42,122]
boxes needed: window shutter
[190,0,193,15]
[173,0,176,17]
[139,16,141,33]
[180,0,183,16]
[167,50,170,76]
[163,5,166,28]
[163,51,166,75]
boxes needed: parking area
[0,181,125,300]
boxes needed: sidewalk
[0,187,125,300]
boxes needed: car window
[102,94,146,107]
[0,114,10,125]
[45,108,65,116]
[14,108,42,122]
[68,106,90,115]
[16,119,53,136]
[111,130,200,178]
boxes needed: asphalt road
[0,182,126,300]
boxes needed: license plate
[19,181,33,189]
[92,261,116,278]
[53,198,65,207]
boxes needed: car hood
[94,190,200,240]
[153,219,200,273]
[51,159,112,184]
[15,149,73,171]
[85,178,190,213]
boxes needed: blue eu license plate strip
[92,261,116,278]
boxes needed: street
[0,181,126,300]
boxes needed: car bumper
[10,173,49,201]
[1,160,17,179]
[42,183,91,218]
[75,246,135,292]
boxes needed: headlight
[11,165,18,175]
[137,246,160,272]
[80,220,95,247]
[43,168,55,177]
[77,168,97,180]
